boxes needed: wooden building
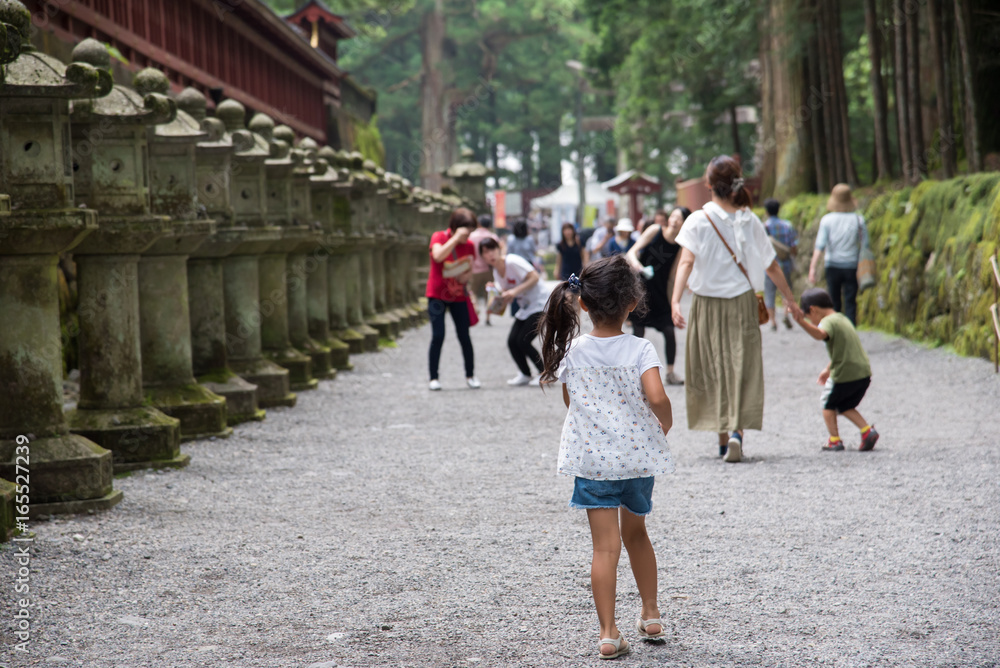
[22,0,374,146]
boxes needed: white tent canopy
[531,181,618,210]
[531,181,619,242]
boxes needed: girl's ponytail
[538,278,581,384]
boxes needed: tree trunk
[864,0,893,181]
[808,35,829,192]
[488,84,499,185]
[928,0,956,178]
[906,1,925,182]
[767,0,814,199]
[729,105,743,160]
[817,0,843,184]
[758,0,777,197]
[536,120,562,190]
[893,0,912,182]
[830,0,859,185]
[953,0,981,172]
[938,0,957,178]
[419,0,449,192]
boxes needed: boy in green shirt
[794,288,879,451]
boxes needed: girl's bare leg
[587,508,623,655]
[620,508,662,634]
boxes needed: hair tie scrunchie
[732,177,745,192]
[567,273,581,293]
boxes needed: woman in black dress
[554,222,583,281]
[626,207,691,385]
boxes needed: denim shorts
[570,476,655,516]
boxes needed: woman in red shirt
[426,208,479,390]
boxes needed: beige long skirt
[685,290,764,432]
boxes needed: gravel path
[3,291,999,668]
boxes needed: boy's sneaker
[724,432,742,463]
[859,426,879,451]
[822,437,845,451]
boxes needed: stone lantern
[213,100,296,409]
[368,161,402,338]
[319,148,365,355]
[65,39,183,472]
[442,147,490,213]
[302,143,352,371]
[178,89,263,425]
[132,69,228,442]
[0,2,123,516]
[385,173,420,328]
[401,179,428,323]
[275,128,334,381]
[345,153,387,349]
[336,151,379,352]
[249,114,317,392]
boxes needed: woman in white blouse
[671,156,802,463]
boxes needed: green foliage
[353,114,386,166]
[340,0,596,189]
[581,0,760,179]
[782,175,1000,363]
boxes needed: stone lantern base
[197,370,266,425]
[325,338,352,371]
[262,348,318,392]
[298,339,335,380]
[0,434,123,518]
[366,314,395,341]
[229,358,297,408]
[143,384,233,443]
[356,324,381,352]
[336,328,367,355]
[67,406,188,473]
[187,248,264,427]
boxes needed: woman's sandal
[598,634,630,660]
[636,616,667,639]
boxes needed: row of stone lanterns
[0,0,464,538]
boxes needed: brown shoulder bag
[704,212,770,325]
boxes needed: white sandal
[636,616,667,639]
[598,634,629,659]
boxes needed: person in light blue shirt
[762,198,798,330]
[808,184,867,325]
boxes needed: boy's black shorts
[823,376,871,413]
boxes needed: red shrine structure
[603,170,662,224]
[22,0,372,146]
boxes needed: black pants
[509,311,543,376]
[825,265,859,325]
[428,298,474,380]
[632,321,677,366]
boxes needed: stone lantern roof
[442,147,490,179]
[70,39,174,125]
[217,99,269,157]
[0,4,110,98]
[177,87,231,151]
[134,69,205,142]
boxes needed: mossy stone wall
[773,174,1000,364]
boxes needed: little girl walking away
[539,255,675,660]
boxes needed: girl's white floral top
[556,334,674,480]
